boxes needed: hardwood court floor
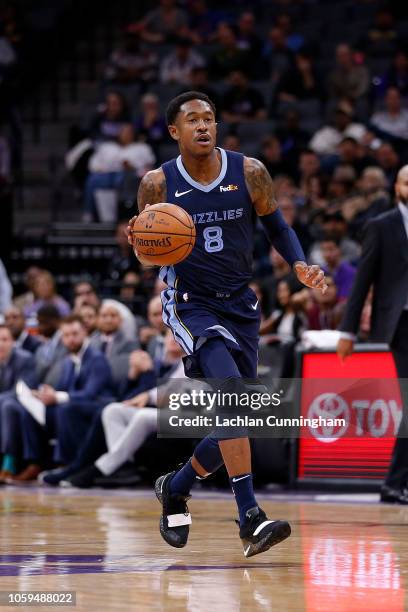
[0,487,406,611]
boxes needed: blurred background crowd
[0,0,406,487]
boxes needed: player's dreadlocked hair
[165,91,217,125]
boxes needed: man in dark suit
[4,306,42,354]
[6,314,114,483]
[90,302,138,387]
[337,165,408,504]
[0,325,38,480]
[35,304,67,386]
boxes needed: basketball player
[128,91,327,557]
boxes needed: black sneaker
[65,464,102,488]
[154,471,191,549]
[238,506,291,558]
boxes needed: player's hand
[294,262,328,294]
[126,204,151,246]
[337,338,354,362]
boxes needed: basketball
[131,203,196,266]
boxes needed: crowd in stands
[1,0,408,487]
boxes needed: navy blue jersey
[160,148,254,294]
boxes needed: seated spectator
[35,305,67,387]
[119,271,143,313]
[24,271,70,319]
[361,8,399,59]
[259,279,307,377]
[72,280,100,311]
[327,44,370,102]
[13,266,43,312]
[182,67,220,108]
[309,101,367,156]
[0,325,37,395]
[308,211,360,267]
[370,87,408,141]
[83,124,155,221]
[275,13,304,53]
[91,302,139,387]
[187,0,224,44]
[306,274,345,331]
[275,109,310,167]
[342,166,391,240]
[104,29,158,88]
[222,133,241,152]
[0,257,12,314]
[335,137,376,177]
[258,136,292,177]
[276,50,319,104]
[139,296,166,362]
[55,329,186,488]
[104,220,140,282]
[297,149,321,195]
[138,0,188,45]
[375,141,400,189]
[72,280,137,340]
[4,306,42,354]
[76,304,99,339]
[235,11,263,75]
[263,26,295,85]
[4,315,114,483]
[221,71,267,123]
[302,174,329,212]
[0,325,38,481]
[159,37,205,86]
[381,49,408,97]
[329,164,357,199]
[66,94,129,188]
[319,235,356,300]
[279,195,312,254]
[133,93,168,148]
[209,23,250,79]
[88,91,131,143]
[259,248,302,314]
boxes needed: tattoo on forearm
[137,170,167,213]
[244,157,278,216]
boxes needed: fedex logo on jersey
[220,184,239,192]
[191,208,244,224]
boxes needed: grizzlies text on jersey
[160,148,255,295]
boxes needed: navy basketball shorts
[161,286,261,379]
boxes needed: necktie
[65,360,76,391]
[0,364,5,392]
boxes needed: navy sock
[229,473,257,525]
[170,459,199,496]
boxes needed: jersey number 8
[203,226,224,253]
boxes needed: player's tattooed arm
[127,168,167,246]
[137,168,167,213]
[244,157,278,216]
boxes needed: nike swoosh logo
[175,189,193,197]
[232,475,251,483]
[244,545,251,557]
[250,300,258,310]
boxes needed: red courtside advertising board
[298,350,402,481]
